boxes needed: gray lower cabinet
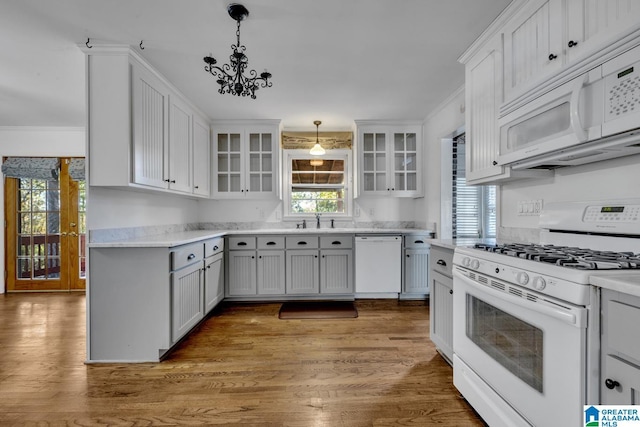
[257,236,286,294]
[227,250,257,295]
[171,261,204,344]
[286,249,320,294]
[88,238,222,362]
[320,249,353,294]
[600,289,640,404]
[429,244,454,364]
[402,235,430,298]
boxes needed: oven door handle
[453,269,582,327]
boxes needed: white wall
[0,126,86,293]
[416,87,466,237]
[88,187,199,231]
[501,153,640,232]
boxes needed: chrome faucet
[302,219,307,229]
[315,213,321,229]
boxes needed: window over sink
[283,150,352,218]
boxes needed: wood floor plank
[0,294,486,426]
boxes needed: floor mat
[278,301,358,319]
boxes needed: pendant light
[310,120,326,156]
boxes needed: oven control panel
[583,204,640,223]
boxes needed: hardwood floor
[0,293,486,426]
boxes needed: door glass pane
[78,180,86,278]
[363,134,374,151]
[466,295,543,392]
[230,134,241,152]
[262,134,272,151]
[394,133,405,151]
[16,178,61,280]
[375,133,386,151]
[406,133,416,151]
[249,134,260,152]
[217,134,228,152]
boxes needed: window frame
[282,149,353,220]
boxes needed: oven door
[453,267,587,427]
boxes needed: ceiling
[1,0,511,131]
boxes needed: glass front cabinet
[356,121,422,197]
[212,120,281,199]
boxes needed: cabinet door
[286,250,320,294]
[503,0,563,100]
[171,262,203,344]
[429,272,453,363]
[247,131,275,196]
[227,250,257,296]
[320,249,353,294]
[192,115,211,197]
[465,34,507,184]
[392,132,419,194]
[215,131,244,197]
[361,131,388,193]
[132,65,169,189]
[168,95,192,193]
[204,252,224,314]
[404,249,429,294]
[257,250,285,295]
[601,354,640,404]
[565,0,640,63]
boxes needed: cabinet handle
[187,254,196,260]
[237,242,247,246]
[194,185,199,189]
[548,53,558,61]
[331,241,342,245]
[266,241,276,246]
[568,40,578,48]
[449,289,453,295]
[297,241,308,246]
[414,240,424,244]
[213,245,219,251]
[437,259,447,266]
[164,179,170,183]
[605,378,620,390]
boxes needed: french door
[5,158,86,292]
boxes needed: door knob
[69,232,78,237]
[605,378,620,390]
[70,222,76,227]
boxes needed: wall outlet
[517,199,543,216]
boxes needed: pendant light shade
[310,120,326,156]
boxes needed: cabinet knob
[605,378,620,390]
[187,254,196,260]
[195,185,199,189]
[406,254,410,258]
[568,40,578,48]
[548,53,558,61]
[437,259,446,266]
[449,289,453,295]
[492,160,498,166]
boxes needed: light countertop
[591,271,640,298]
[428,238,497,251]
[89,228,433,248]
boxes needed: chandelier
[203,3,272,99]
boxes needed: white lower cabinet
[286,250,320,294]
[227,250,258,296]
[429,245,454,364]
[600,289,640,404]
[257,236,286,295]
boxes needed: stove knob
[470,259,480,270]
[516,272,530,286]
[462,257,471,267]
[532,276,546,291]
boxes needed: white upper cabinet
[192,115,211,197]
[212,121,281,199]
[356,121,422,197]
[503,0,640,103]
[565,0,640,63]
[84,46,211,198]
[503,0,564,101]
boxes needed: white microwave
[497,44,640,169]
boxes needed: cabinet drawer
[203,237,224,258]
[171,243,204,271]
[404,235,431,248]
[608,299,640,360]
[430,246,454,277]
[258,236,285,250]
[286,236,319,249]
[320,235,353,249]
[228,236,256,250]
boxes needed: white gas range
[452,199,640,427]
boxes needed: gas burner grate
[473,243,640,270]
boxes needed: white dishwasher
[355,235,402,295]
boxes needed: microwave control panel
[605,50,640,121]
[583,204,640,224]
